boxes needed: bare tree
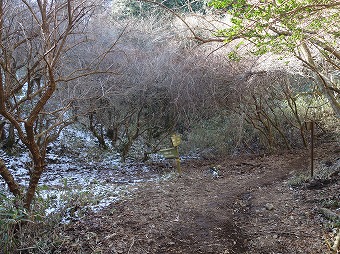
[0,0,117,210]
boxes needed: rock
[265,203,274,211]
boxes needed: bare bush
[71,14,244,159]
[227,69,334,152]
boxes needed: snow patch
[0,126,168,224]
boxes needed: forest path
[61,146,338,254]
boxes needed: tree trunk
[0,121,5,141]
[121,140,132,162]
[0,159,22,197]
[316,76,340,118]
[24,158,45,210]
[107,126,119,146]
[300,43,340,118]
[3,124,15,150]
[23,120,48,210]
[89,114,108,149]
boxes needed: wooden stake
[310,121,314,178]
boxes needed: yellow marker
[171,134,181,147]
[159,134,182,176]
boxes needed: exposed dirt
[58,144,339,254]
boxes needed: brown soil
[59,144,339,254]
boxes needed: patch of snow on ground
[0,126,167,224]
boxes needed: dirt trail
[60,148,338,254]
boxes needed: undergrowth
[0,180,136,253]
[287,158,340,188]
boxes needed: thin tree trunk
[0,121,5,141]
[0,159,22,197]
[4,124,15,149]
[89,113,108,149]
[300,43,340,118]
[316,75,340,118]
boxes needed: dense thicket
[0,0,338,218]
[68,8,338,158]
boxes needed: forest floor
[56,142,340,254]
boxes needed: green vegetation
[208,0,340,117]
[0,181,136,253]
[113,0,207,17]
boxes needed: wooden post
[305,121,315,178]
[175,157,181,176]
[159,134,182,176]
[310,121,314,178]
[171,134,182,176]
